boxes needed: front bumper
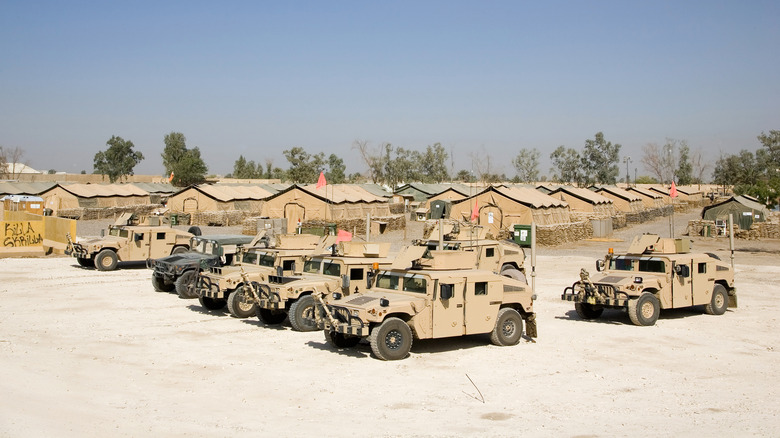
[561,284,630,307]
[316,305,370,337]
[65,243,90,258]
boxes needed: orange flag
[669,181,678,198]
[336,229,352,243]
[316,171,326,189]
[470,198,479,222]
[168,172,174,183]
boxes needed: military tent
[626,186,665,209]
[165,184,283,213]
[40,183,151,213]
[702,195,769,230]
[546,186,615,216]
[592,186,644,213]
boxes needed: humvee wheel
[152,274,175,292]
[257,308,287,325]
[198,296,226,311]
[95,249,118,271]
[77,257,94,268]
[628,293,660,326]
[501,267,527,284]
[288,295,318,332]
[175,270,199,299]
[171,246,188,255]
[227,286,258,318]
[490,308,523,346]
[575,302,604,320]
[325,330,361,349]
[187,226,202,236]
[704,284,728,315]
[370,317,412,361]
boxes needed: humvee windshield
[304,259,321,274]
[375,272,428,294]
[322,260,341,277]
[108,228,129,238]
[610,256,666,273]
[191,237,219,255]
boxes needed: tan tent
[262,184,392,231]
[626,186,665,209]
[449,186,570,236]
[426,187,471,208]
[592,186,644,213]
[40,183,150,213]
[166,184,279,214]
[546,186,615,216]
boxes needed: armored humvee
[147,233,255,297]
[316,248,537,360]
[195,234,330,317]
[65,213,199,271]
[561,234,737,326]
[248,241,395,332]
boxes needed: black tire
[324,330,361,349]
[288,295,318,332]
[188,226,202,236]
[227,286,258,318]
[501,267,527,284]
[77,257,94,268]
[370,317,413,361]
[198,296,226,310]
[490,308,524,346]
[575,302,604,320]
[628,293,660,326]
[175,270,199,299]
[704,284,728,315]
[152,274,175,292]
[94,249,118,271]
[171,246,189,255]
[256,307,287,325]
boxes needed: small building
[702,195,769,230]
[1,195,45,215]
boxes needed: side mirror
[100,229,105,237]
[134,233,143,242]
[367,271,375,289]
[675,264,690,278]
[440,284,454,300]
[341,274,350,289]
[276,266,283,276]
[596,259,605,272]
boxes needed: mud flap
[525,313,538,338]
[728,290,738,308]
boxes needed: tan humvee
[316,248,537,360]
[195,233,331,317]
[249,241,394,332]
[65,213,195,271]
[561,234,737,326]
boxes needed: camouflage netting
[57,204,164,220]
[242,215,406,236]
[191,210,254,226]
[389,203,406,214]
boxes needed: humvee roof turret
[65,213,199,271]
[147,234,254,297]
[315,247,537,360]
[561,234,737,326]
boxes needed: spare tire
[187,226,202,236]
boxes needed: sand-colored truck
[65,213,199,271]
[561,234,737,326]
[195,234,331,316]
[316,248,537,360]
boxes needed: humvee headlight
[332,292,343,300]
[634,277,643,284]
[351,310,360,318]
[531,294,538,301]
[379,298,389,307]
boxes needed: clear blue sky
[1,1,778,179]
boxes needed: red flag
[470,198,479,222]
[669,181,678,198]
[168,172,174,183]
[316,171,326,189]
[336,229,352,243]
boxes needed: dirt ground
[1,212,778,437]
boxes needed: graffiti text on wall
[3,221,43,247]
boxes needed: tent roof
[457,185,568,209]
[676,185,702,195]
[356,184,393,198]
[299,184,389,203]
[185,184,278,202]
[548,186,612,205]
[0,181,57,196]
[703,195,769,216]
[626,186,662,199]
[57,183,149,198]
[592,185,642,202]
[395,183,476,197]
[130,182,177,194]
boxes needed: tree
[512,148,540,183]
[231,155,262,179]
[676,142,693,185]
[0,146,28,179]
[93,136,144,183]
[635,175,659,184]
[757,130,780,168]
[325,154,346,184]
[690,148,711,185]
[354,139,386,184]
[283,147,325,183]
[455,169,475,182]
[581,132,621,185]
[418,143,449,183]
[642,138,688,184]
[549,146,581,184]
[161,132,208,187]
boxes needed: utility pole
[623,156,632,187]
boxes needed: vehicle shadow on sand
[239,317,291,331]
[557,306,713,325]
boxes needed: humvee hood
[340,290,426,311]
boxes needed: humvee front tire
[95,249,118,271]
[628,293,660,326]
[490,308,523,346]
[257,308,287,325]
[152,274,175,292]
[175,270,198,299]
[325,330,361,349]
[288,295,318,332]
[704,284,728,315]
[370,317,413,361]
[227,286,258,318]
[187,226,202,236]
[198,296,226,310]
[575,302,604,320]
[77,257,94,268]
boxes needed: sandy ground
[1,213,779,437]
